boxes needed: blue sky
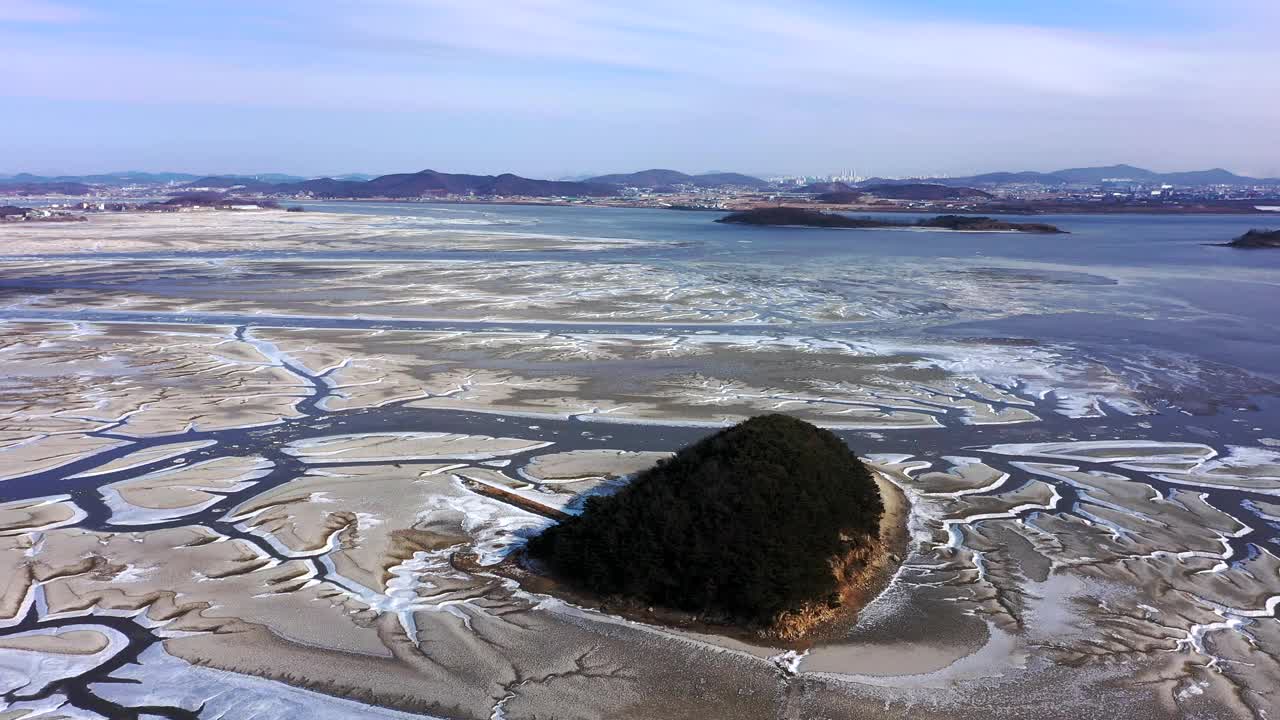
[3,0,1278,178]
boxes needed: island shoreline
[466,470,911,649]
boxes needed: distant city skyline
[4,0,1279,179]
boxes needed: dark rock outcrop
[1222,229,1280,248]
[716,207,1065,233]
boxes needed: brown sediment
[0,629,112,655]
[483,471,910,646]
[767,472,911,643]
[457,476,569,521]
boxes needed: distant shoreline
[468,469,911,650]
[8,195,1279,222]
[330,197,1280,216]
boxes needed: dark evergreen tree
[527,414,882,626]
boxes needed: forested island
[716,206,1066,233]
[1221,228,1280,248]
[526,414,897,639]
[141,192,281,210]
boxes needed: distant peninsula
[716,207,1066,233]
[1220,228,1280,248]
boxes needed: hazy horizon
[5,0,1279,179]
[4,160,1279,183]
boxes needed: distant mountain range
[0,171,348,187]
[177,168,774,198]
[183,169,617,198]
[0,171,202,185]
[0,181,95,195]
[583,169,771,190]
[862,165,1280,187]
[4,164,1279,199]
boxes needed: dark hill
[797,181,855,194]
[923,166,1279,188]
[815,191,862,204]
[0,181,93,195]
[717,207,888,228]
[587,169,770,190]
[695,172,772,189]
[526,414,883,631]
[179,169,616,198]
[858,183,992,201]
[144,192,278,209]
[1052,164,1158,184]
[1222,229,1280,248]
[280,169,615,198]
[717,207,1065,233]
[921,214,1064,233]
[951,171,1066,186]
[585,169,691,187]
[1,172,202,185]
[1159,168,1256,186]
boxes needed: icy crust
[0,317,1159,458]
[0,625,125,697]
[2,436,1278,718]
[519,450,672,487]
[987,440,1280,495]
[246,324,1154,430]
[0,257,852,326]
[0,210,659,256]
[841,444,1280,718]
[0,322,313,448]
[89,643,439,719]
[67,440,217,479]
[454,449,674,517]
[282,432,553,463]
[0,216,1160,327]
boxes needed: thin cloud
[0,0,86,22]
[1,0,1277,176]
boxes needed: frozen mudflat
[0,205,1278,719]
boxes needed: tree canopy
[527,414,883,626]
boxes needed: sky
[3,0,1279,179]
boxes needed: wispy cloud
[1,0,1278,176]
[342,0,1276,102]
[0,0,85,22]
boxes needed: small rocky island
[1221,228,1280,248]
[716,206,1066,233]
[526,414,898,640]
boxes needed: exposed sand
[0,495,85,536]
[0,629,111,655]
[101,455,274,525]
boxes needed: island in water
[716,206,1067,233]
[524,414,905,641]
[1220,228,1280,248]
